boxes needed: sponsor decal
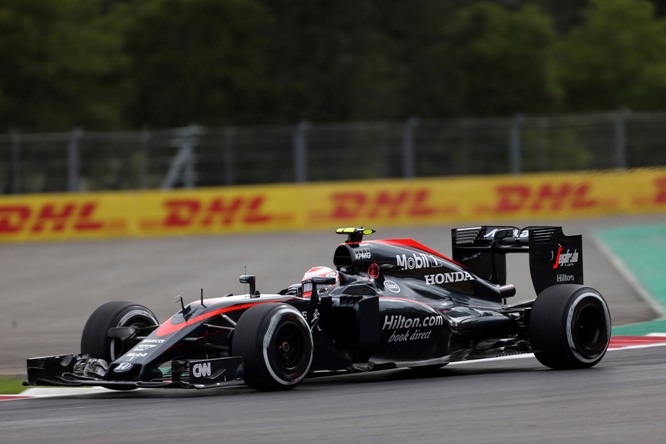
[388,329,433,342]
[192,362,212,378]
[382,314,444,330]
[552,244,579,269]
[556,274,575,283]
[384,280,400,293]
[633,175,666,207]
[161,196,281,228]
[115,362,133,372]
[355,248,372,260]
[124,351,148,361]
[382,314,442,343]
[132,344,158,351]
[396,252,441,270]
[301,309,322,332]
[483,228,528,240]
[0,202,105,234]
[142,339,165,344]
[461,253,482,261]
[493,182,599,213]
[125,352,148,358]
[324,188,439,220]
[655,177,666,204]
[368,263,380,279]
[187,358,240,384]
[424,271,474,285]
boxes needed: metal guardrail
[1,111,665,194]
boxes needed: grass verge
[0,376,26,394]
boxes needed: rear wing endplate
[452,226,583,295]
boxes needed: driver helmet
[301,266,339,297]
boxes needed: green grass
[0,376,27,394]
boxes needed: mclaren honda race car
[26,226,612,392]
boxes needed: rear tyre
[80,301,159,363]
[529,285,611,369]
[232,303,313,391]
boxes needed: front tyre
[529,285,611,369]
[80,301,159,363]
[232,303,313,391]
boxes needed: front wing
[26,354,244,390]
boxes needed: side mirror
[239,274,257,297]
[305,276,336,304]
[374,264,401,284]
[380,264,402,273]
[107,326,137,341]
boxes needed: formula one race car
[26,226,611,392]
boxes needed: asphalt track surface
[2,215,666,443]
[3,347,666,443]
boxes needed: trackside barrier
[1,168,665,243]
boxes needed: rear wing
[451,226,583,295]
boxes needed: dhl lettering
[495,182,597,213]
[164,200,200,227]
[0,202,104,234]
[330,189,436,220]
[31,203,76,232]
[495,185,529,212]
[201,198,242,226]
[654,177,666,204]
[162,196,273,228]
[0,206,30,233]
[73,203,105,230]
[242,196,272,223]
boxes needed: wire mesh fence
[1,111,664,195]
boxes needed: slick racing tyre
[529,285,611,369]
[81,301,159,363]
[232,303,313,391]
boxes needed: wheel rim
[571,300,607,357]
[271,322,307,373]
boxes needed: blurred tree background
[1,0,665,131]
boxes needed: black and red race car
[26,226,611,391]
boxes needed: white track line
[19,387,112,398]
